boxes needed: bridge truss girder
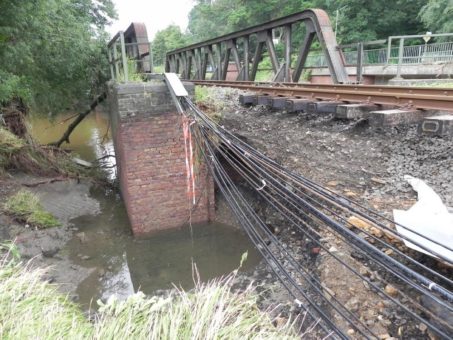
[165,9,350,84]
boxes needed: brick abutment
[108,79,214,235]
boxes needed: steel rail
[189,80,453,97]
[190,80,453,111]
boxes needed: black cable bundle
[179,96,453,339]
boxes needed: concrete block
[418,114,453,136]
[306,101,344,114]
[270,97,288,110]
[239,93,257,106]
[285,99,312,112]
[368,109,430,127]
[335,104,379,119]
[257,95,272,106]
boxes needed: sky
[107,0,195,39]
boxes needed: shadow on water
[67,188,261,309]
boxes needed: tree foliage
[185,0,428,45]
[152,25,187,67]
[319,0,427,43]
[419,0,453,33]
[0,0,116,114]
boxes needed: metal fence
[305,39,453,68]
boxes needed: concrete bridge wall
[309,62,453,84]
[107,80,214,235]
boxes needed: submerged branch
[51,92,107,147]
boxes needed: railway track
[189,80,453,111]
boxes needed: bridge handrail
[304,39,453,68]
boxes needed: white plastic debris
[393,175,453,263]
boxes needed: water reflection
[68,189,261,308]
[27,109,116,178]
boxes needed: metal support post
[120,31,129,82]
[395,38,404,79]
[108,47,115,80]
[148,42,154,73]
[356,42,363,83]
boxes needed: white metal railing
[304,39,453,68]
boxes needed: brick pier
[108,79,214,235]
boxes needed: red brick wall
[109,81,214,236]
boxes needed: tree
[186,0,316,42]
[419,0,453,33]
[0,0,117,114]
[152,25,188,66]
[313,0,427,43]
[186,0,428,45]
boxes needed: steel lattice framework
[165,9,350,84]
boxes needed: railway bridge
[105,9,453,339]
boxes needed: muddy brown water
[28,111,261,308]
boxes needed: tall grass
[0,250,299,339]
[0,247,92,339]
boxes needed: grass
[412,81,453,87]
[255,70,273,82]
[0,127,25,170]
[0,127,24,152]
[0,247,92,339]
[3,190,60,228]
[117,58,146,83]
[0,249,299,339]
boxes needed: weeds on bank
[116,58,146,82]
[0,127,24,171]
[0,248,92,339]
[3,190,60,228]
[194,86,229,123]
[0,249,299,339]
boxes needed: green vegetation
[152,25,187,67]
[117,59,146,83]
[152,0,452,71]
[0,250,92,338]
[415,82,453,88]
[194,86,225,122]
[0,127,24,154]
[419,0,453,34]
[0,126,24,173]
[3,190,60,228]
[0,0,116,113]
[0,252,298,339]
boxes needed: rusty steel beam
[166,9,349,84]
[190,81,453,111]
[190,80,453,98]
